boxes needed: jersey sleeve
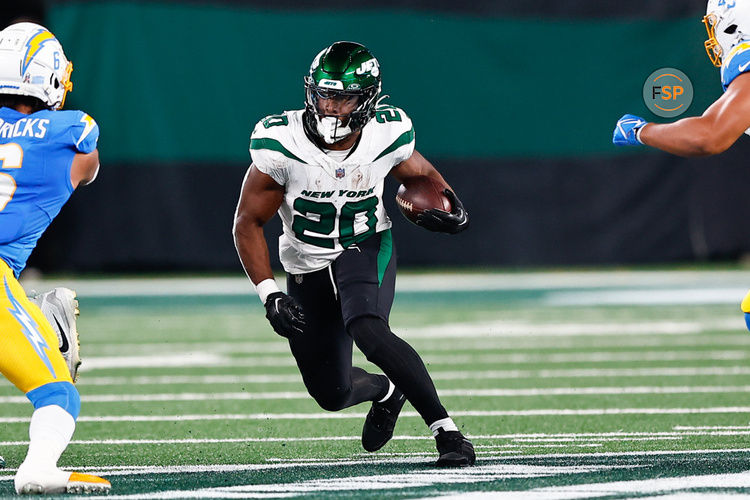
[249,117,290,186]
[48,110,99,153]
[393,108,415,164]
[721,42,750,91]
[371,105,415,165]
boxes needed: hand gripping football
[395,176,452,225]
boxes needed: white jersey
[250,105,415,274]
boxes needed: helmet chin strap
[316,115,353,145]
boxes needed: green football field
[3,269,750,498]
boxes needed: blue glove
[613,114,648,146]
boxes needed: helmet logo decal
[319,79,344,89]
[22,29,55,75]
[355,58,379,77]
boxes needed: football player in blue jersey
[613,0,750,332]
[0,22,110,494]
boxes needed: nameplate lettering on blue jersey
[0,118,49,139]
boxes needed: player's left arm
[614,73,750,156]
[70,150,99,188]
[390,150,469,234]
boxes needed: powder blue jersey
[721,41,750,91]
[0,106,98,277]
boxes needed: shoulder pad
[249,111,306,164]
[722,41,750,91]
[373,104,413,134]
[370,105,415,163]
[45,110,99,154]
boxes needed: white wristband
[635,124,646,145]
[255,278,281,304]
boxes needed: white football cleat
[30,287,82,383]
[15,469,111,495]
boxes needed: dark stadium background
[5,0,750,273]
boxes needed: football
[395,175,452,225]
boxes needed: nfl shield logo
[335,167,346,179]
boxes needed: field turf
[2,270,750,498]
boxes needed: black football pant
[285,230,449,425]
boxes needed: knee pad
[25,381,80,420]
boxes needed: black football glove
[416,189,469,234]
[264,292,306,338]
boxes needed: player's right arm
[639,72,750,156]
[71,150,100,188]
[233,164,306,337]
[233,164,284,286]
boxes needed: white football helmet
[0,22,73,109]
[704,0,750,67]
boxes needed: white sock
[20,405,75,471]
[377,379,395,403]
[429,417,459,436]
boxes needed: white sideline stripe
[4,406,750,423]
[75,349,750,371]
[67,366,750,387]
[544,288,747,306]
[19,270,750,295]
[5,385,750,404]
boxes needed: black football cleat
[434,428,476,467]
[362,387,406,452]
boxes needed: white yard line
[0,429,744,447]
[67,366,750,387]
[7,384,750,405]
[76,374,304,386]
[397,320,729,339]
[81,334,750,358]
[69,349,750,372]
[4,406,750,423]
[4,384,750,404]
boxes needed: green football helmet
[303,41,382,144]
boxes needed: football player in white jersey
[233,41,474,466]
[613,0,750,331]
